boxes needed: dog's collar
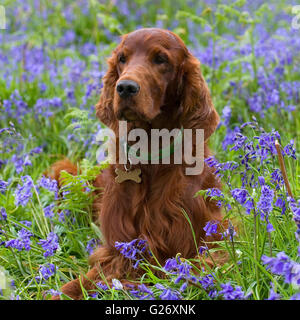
[115,127,183,184]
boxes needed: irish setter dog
[50,28,224,299]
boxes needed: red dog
[50,28,224,299]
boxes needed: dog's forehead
[123,28,183,50]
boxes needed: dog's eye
[154,54,167,64]
[119,54,126,64]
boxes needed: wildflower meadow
[0,0,299,301]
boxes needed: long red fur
[49,28,226,300]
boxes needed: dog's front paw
[51,279,84,300]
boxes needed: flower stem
[275,140,294,198]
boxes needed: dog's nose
[116,80,140,98]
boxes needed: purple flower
[206,188,223,198]
[275,196,286,215]
[271,169,284,190]
[283,140,296,160]
[5,228,33,251]
[204,157,239,178]
[230,133,247,151]
[39,176,58,198]
[231,188,253,213]
[266,222,275,233]
[199,245,208,255]
[257,185,274,219]
[130,284,154,300]
[262,252,300,287]
[267,283,281,300]
[199,274,215,291]
[219,282,247,300]
[96,282,108,291]
[115,239,148,268]
[255,130,280,161]
[14,175,34,206]
[222,221,237,240]
[38,232,59,257]
[164,257,196,284]
[155,284,181,300]
[0,180,8,194]
[203,221,219,237]
[0,208,7,221]
[35,263,57,282]
[47,289,62,297]
[205,188,225,207]
[58,209,71,223]
[86,238,101,255]
[220,105,231,127]
[290,293,300,300]
[258,176,265,186]
[19,220,32,228]
[43,204,55,218]
[11,154,32,173]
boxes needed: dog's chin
[122,108,141,122]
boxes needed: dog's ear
[95,53,119,127]
[178,54,219,141]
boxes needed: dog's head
[96,28,219,139]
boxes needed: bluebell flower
[257,184,274,220]
[14,175,34,206]
[219,282,247,300]
[203,221,219,237]
[43,204,55,218]
[220,105,231,127]
[39,176,58,198]
[164,257,196,284]
[38,232,59,257]
[221,221,237,240]
[206,188,223,198]
[96,282,108,291]
[266,283,281,300]
[231,188,254,214]
[199,245,208,255]
[199,274,215,291]
[283,140,296,160]
[19,220,32,228]
[47,289,62,297]
[205,157,239,178]
[35,263,57,282]
[58,209,71,223]
[262,252,300,287]
[0,208,7,221]
[5,228,33,251]
[155,283,181,300]
[86,238,101,255]
[290,293,300,300]
[0,180,8,194]
[274,196,286,215]
[271,169,284,190]
[230,133,247,151]
[115,239,148,268]
[130,284,154,300]
[231,188,250,206]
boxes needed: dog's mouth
[116,105,155,124]
[122,108,140,122]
